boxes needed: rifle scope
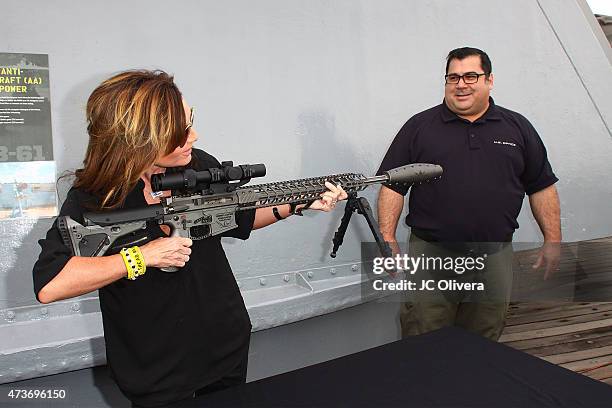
[151,163,266,192]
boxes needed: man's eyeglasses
[185,107,195,132]
[444,72,487,84]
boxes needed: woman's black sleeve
[220,209,256,240]
[32,190,86,301]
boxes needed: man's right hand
[387,239,401,258]
[140,237,193,269]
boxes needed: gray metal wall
[1,0,611,392]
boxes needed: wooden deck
[500,237,612,384]
[499,237,612,384]
[501,302,612,385]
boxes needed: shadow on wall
[0,218,53,309]
[296,110,373,263]
[90,365,131,408]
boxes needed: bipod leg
[353,197,393,258]
[330,194,393,259]
[330,193,359,258]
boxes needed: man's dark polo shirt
[377,98,558,242]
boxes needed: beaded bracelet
[120,246,146,280]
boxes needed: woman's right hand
[140,237,193,269]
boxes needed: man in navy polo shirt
[376,47,561,340]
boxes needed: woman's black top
[33,149,255,407]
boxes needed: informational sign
[0,53,57,219]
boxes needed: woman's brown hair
[74,70,187,209]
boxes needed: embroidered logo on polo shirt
[493,140,517,147]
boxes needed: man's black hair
[445,47,492,76]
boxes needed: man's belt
[411,228,512,256]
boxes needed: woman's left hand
[308,182,349,212]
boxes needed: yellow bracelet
[120,246,146,280]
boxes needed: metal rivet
[283,275,290,282]
[330,268,337,275]
[259,278,267,286]
[351,264,359,271]
[71,303,80,312]
[307,271,314,279]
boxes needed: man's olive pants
[400,234,513,341]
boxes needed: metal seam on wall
[536,0,612,138]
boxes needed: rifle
[58,162,442,272]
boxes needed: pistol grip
[161,221,181,273]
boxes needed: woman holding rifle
[33,70,347,407]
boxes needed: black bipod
[330,192,393,258]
